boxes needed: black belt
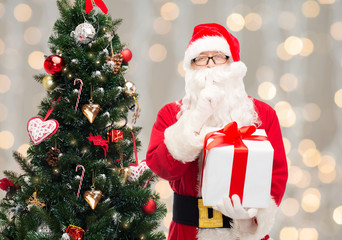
[172,193,232,228]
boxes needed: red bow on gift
[87,133,109,159]
[85,0,108,14]
[201,122,268,203]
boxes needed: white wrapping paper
[201,129,274,208]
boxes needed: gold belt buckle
[198,199,223,228]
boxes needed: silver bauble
[72,22,96,44]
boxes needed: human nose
[206,57,216,68]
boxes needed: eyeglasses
[192,54,229,66]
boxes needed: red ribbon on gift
[201,122,268,204]
[85,0,108,14]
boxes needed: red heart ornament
[27,116,59,145]
[128,160,151,188]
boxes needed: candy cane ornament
[73,78,83,112]
[75,165,85,199]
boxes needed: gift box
[201,122,274,208]
[65,224,85,240]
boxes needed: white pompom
[229,61,247,78]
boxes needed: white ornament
[71,22,96,44]
[128,161,150,183]
[27,117,59,145]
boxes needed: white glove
[189,85,225,132]
[213,194,258,220]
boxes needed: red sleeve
[146,103,193,181]
[256,101,288,206]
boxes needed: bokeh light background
[1,0,342,239]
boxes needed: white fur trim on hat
[184,36,232,70]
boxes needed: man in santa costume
[146,23,288,240]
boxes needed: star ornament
[26,191,46,208]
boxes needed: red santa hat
[184,23,241,70]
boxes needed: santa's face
[181,57,258,128]
[190,51,231,70]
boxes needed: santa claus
[146,23,288,240]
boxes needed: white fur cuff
[164,118,204,163]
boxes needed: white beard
[179,64,259,129]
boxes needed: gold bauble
[42,75,57,90]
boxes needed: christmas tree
[0,0,166,239]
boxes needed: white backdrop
[1,0,342,239]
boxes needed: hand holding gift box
[201,122,274,208]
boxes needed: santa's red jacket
[146,99,288,240]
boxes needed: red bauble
[44,55,65,75]
[142,198,156,215]
[120,48,132,63]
